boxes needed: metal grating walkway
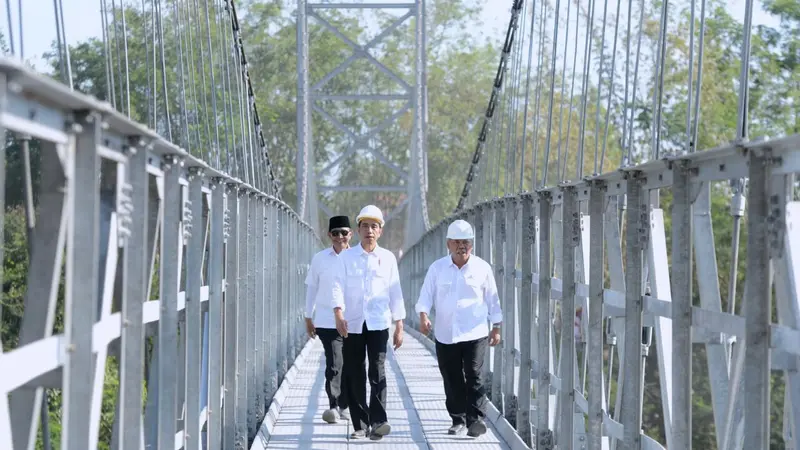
[264,331,512,449]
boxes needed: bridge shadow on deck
[257,331,512,449]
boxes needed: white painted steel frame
[0,58,321,450]
[400,136,800,449]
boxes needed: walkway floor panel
[266,331,511,449]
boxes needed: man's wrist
[492,322,502,329]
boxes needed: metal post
[621,173,645,450]
[62,112,101,450]
[536,191,553,449]
[246,194,257,439]
[503,197,517,424]
[517,194,534,446]
[671,161,693,448]
[743,149,772,448]
[587,182,605,450]
[184,169,205,450]
[404,0,430,247]
[223,185,239,450]
[296,0,310,219]
[235,191,250,448]
[207,178,225,450]
[492,199,506,409]
[157,155,182,450]
[560,186,578,449]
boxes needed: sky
[1,0,782,74]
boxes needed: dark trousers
[435,337,489,426]
[317,328,348,410]
[343,323,389,431]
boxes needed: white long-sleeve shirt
[304,247,341,329]
[331,244,406,334]
[415,254,503,345]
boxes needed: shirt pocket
[346,267,363,292]
[464,276,483,296]
[370,267,392,296]
[459,277,487,318]
[436,281,452,301]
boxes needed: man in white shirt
[332,205,405,440]
[415,219,502,438]
[304,215,353,424]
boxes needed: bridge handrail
[400,133,800,448]
[0,57,321,450]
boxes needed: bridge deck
[264,331,512,449]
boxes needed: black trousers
[317,328,348,410]
[343,323,389,431]
[435,336,489,426]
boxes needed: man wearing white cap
[414,219,502,438]
[331,205,406,440]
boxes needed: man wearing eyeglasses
[415,219,502,438]
[304,215,353,424]
[332,205,405,440]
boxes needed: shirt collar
[356,243,381,257]
[448,255,472,270]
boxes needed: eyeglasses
[330,229,350,237]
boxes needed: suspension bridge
[0,0,798,449]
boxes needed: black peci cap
[329,215,351,232]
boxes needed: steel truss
[296,0,429,246]
[0,58,320,450]
[401,135,800,449]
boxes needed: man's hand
[419,313,432,335]
[305,318,316,339]
[489,327,501,346]
[393,321,404,350]
[334,308,348,338]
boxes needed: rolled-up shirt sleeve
[331,257,346,311]
[388,257,406,322]
[484,268,503,324]
[414,265,436,316]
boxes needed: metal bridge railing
[400,135,800,450]
[0,58,320,450]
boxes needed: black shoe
[467,420,487,437]
[448,423,466,435]
[350,429,368,439]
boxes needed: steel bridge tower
[296,0,430,249]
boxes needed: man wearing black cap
[304,215,353,423]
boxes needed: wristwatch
[492,323,502,330]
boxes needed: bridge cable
[553,0,574,186]
[454,0,526,212]
[540,0,564,186]
[558,0,583,182]
[530,0,546,187]
[516,0,539,193]
[228,0,280,195]
[599,0,624,172]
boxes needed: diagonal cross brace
[313,102,411,180]
[308,7,414,93]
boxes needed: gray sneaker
[350,429,368,439]
[371,422,391,436]
[322,408,338,424]
[338,407,351,421]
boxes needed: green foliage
[1,207,29,351]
